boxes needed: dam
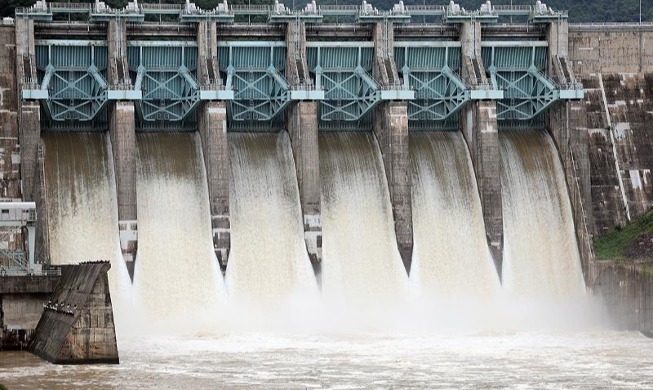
[0,0,652,385]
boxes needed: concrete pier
[108,20,138,274]
[198,101,231,269]
[372,22,413,274]
[286,21,322,274]
[197,20,231,269]
[460,21,504,276]
[547,20,595,282]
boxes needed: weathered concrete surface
[590,262,653,335]
[549,101,594,282]
[109,103,137,269]
[601,73,653,220]
[30,262,118,364]
[580,76,629,237]
[373,102,413,274]
[286,21,322,275]
[198,101,231,270]
[0,275,59,349]
[108,21,138,274]
[460,21,503,277]
[0,25,22,202]
[372,22,413,274]
[462,102,503,276]
[568,27,653,75]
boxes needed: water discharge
[500,130,586,298]
[43,132,132,338]
[133,133,223,329]
[226,132,318,306]
[319,133,409,308]
[409,131,500,299]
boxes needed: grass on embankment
[594,209,653,261]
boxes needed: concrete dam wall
[2,2,653,345]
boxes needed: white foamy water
[2,331,652,389]
[319,133,409,307]
[500,130,586,298]
[133,133,223,328]
[43,132,133,339]
[409,131,500,300]
[226,132,318,306]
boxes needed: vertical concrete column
[460,21,504,276]
[547,19,594,284]
[108,20,138,273]
[198,101,230,269]
[0,25,22,201]
[15,18,39,202]
[285,21,322,274]
[372,22,413,274]
[373,102,412,273]
[198,19,231,270]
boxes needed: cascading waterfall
[226,132,317,306]
[319,133,409,307]
[43,132,132,337]
[500,130,585,298]
[409,132,500,300]
[133,133,223,325]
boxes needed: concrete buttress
[460,21,504,277]
[372,22,413,274]
[285,20,322,276]
[15,18,49,262]
[197,21,231,269]
[547,19,595,283]
[108,20,138,275]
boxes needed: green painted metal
[395,45,465,130]
[217,43,290,131]
[482,45,557,123]
[35,44,109,124]
[128,45,201,125]
[306,45,379,130]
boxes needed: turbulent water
[2,332,653,389]
[409,131,500,300]
[20,129,648,390]
[500,130,586,298]
[226,132,317,306]
[43,132,132,336]
[319,133,409,307]
[133,133,223,327]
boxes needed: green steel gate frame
[127,42,201,124]
[306,43,380,130]
[395,43,468,130]
[34,41,109,123]
[217,41,291,130]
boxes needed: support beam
[198,101,230,270]
[108,20,138,276]
[460,21,503,277]
[372,22,413,274]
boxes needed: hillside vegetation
[594,209,653,262]
[2,0,652,23]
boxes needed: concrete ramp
[29,262,118,364]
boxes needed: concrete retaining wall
[0,275,59,349]
[30,262,118,364]
[590,262,653,334]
